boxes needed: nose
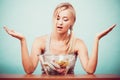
[58,19,63,25]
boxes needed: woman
[4,2,116,75]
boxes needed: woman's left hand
[96,24,116,40]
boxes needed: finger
[111,24,116,28]
[50,61,60,68]
[108,24,116,31]
[10,29,15,33]
[3,26,15,35]
[3,26,7,31]
[3,26,9,33]
[105,24,116,34]
[43,62,56,70]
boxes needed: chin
[56,31,65,34]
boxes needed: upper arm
[75,39,89,70]
[29,36,45,70]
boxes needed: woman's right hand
[4,26,25,41]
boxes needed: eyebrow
[57,15,69,19]
[63,16,68,18]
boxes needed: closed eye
[63,18,69,21]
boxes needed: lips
[57,26,63,29]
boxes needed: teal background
[0,0,120,75]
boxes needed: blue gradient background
[0,0,120,75]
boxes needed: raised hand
[96,24,116,40]
[4,26,25,41]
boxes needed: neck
[51,32,69,41]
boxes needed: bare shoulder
[33,34,49,49]
[35,34,48,42]
[75,38,85,46]
[74,38,87,52]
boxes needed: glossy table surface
[0,74,120,80]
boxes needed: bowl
[38,54,76,75]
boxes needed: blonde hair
[53,2,76,54]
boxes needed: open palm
[4,26,25,40]
[96,24,116,40]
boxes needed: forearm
[20,38,34,74]
[86,37,99,74]
[86,24,116,74]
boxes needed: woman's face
[53,9,74,34]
